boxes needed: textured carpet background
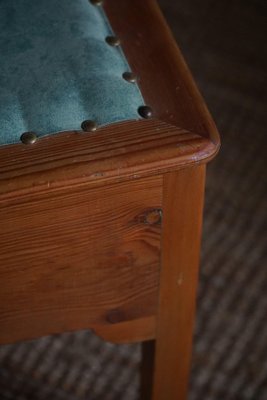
[0,0,266,399]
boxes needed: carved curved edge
[92,316,156,344]
[0,119,216,200]
[0,0,220,200]
[0,317,156,346]
[0,0,220,346]
[104,0,220,147]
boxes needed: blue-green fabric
[0,0,144,146]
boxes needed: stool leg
[152,166,206,400]
[140,340,155,400]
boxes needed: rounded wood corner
[104,0,221,155]
[91,316,156,344]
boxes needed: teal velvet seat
[0,0,144,146]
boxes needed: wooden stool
[0,0,219,398]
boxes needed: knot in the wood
[138,208,162,225]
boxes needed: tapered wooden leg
[151,166,206,400]
[140,340,155,400]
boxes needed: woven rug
[0,0,266,399]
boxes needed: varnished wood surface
[0,120,214,199]
[105,0,220,144]
[0,176,161,344]
[0,3,219,397]
[152,166,206,399]
[0,0,219,196]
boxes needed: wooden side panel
[0,176,162,344]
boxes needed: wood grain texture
[0,4,219,397]
[151,166,206,399]
[105,0,220,144]
[0,0,219,197]
[0,120,214,199]
[0,176,162,344]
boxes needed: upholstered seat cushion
[0,0,144,145]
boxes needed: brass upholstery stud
[20,131,37,145]
[138,105,153,119]
[81,120,97,132]
[123,72,137,83]
[89,0,103,6]
[105,36,121,47]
